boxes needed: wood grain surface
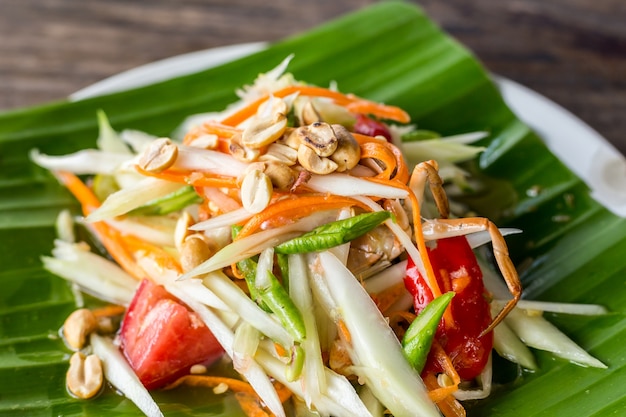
[1,0,624,155]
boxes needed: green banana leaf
[1,2,624,416]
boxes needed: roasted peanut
[278,128,301,149]
[188,133,219,150]
[293,122,338,157]
[137,138,178,173]
[263,162,297,191]
[257,96,289,118]
[174,211,195,252]
[259,143,299,166]
[66,352,103,399]
[242,116,288,149]
[63,308,98,350]
[329,124,361,172]
[294,97,322,125]
[241,169,273,213]
[229,133,261,162]
[297,145,338,175]
[242,111,288,149]
[180,234,213,273]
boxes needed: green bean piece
[401,129,441,142]
[402,291,455,373]
[237,257,269,310]
[231,225,243,240]
[286,344,305,382]
[231,226,271,312]
[259,271,306,342]
[129,185,202,216]
[276,253,290,293]
[274,211,392,254]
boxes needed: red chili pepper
[403,236,493,380]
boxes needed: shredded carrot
[352,132,384,145]
[165,375,291,417]
[425,373,458,403]
[436,394,467,417]
[235,392,272,417]
[229,263,246,279]
[424,340,461,403]
[363,175,455,327]
[234,194,370,241]
[382,141,409,184]
[365,178,441,291]
[359,141,398,180]
[91,304,126,317]
[165,374,259,394]
[182,122,240,153]
[337,319,352,344]
[272,381,293,403]
[91,223,147,280]
[122,234,182,274]
[55,171,146,280]
[424,373,466,417]
[220,85,410,126]
[346,100,410,124]
[353,134,410,183]
[56,171,183,280]
[273,342,287,358]
[55,171,101,215]
[189,121,241,140]
[135,166,239,189]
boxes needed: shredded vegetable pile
[34,58,608,417]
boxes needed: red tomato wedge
[404,236,493,381]
[353,114,393,142]
[120,279,224,390]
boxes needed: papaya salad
[33,57,607,417]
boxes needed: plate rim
[70,42,626,217]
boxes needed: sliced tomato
[353,114,393,142]
[120,279,224,390]
[404,236,493,380]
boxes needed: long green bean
[259,271,306,343]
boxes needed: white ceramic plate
[71,42,626,217]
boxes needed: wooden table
[2,0,624,156]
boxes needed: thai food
[33,58,607,417]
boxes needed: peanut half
[241,169,273,213]
[137,137,178,173]
[66,352,104,399]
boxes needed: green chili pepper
[129,185,202,216]
[402,291,454,373]
[259,271,306,342]
[275,211,392,254]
